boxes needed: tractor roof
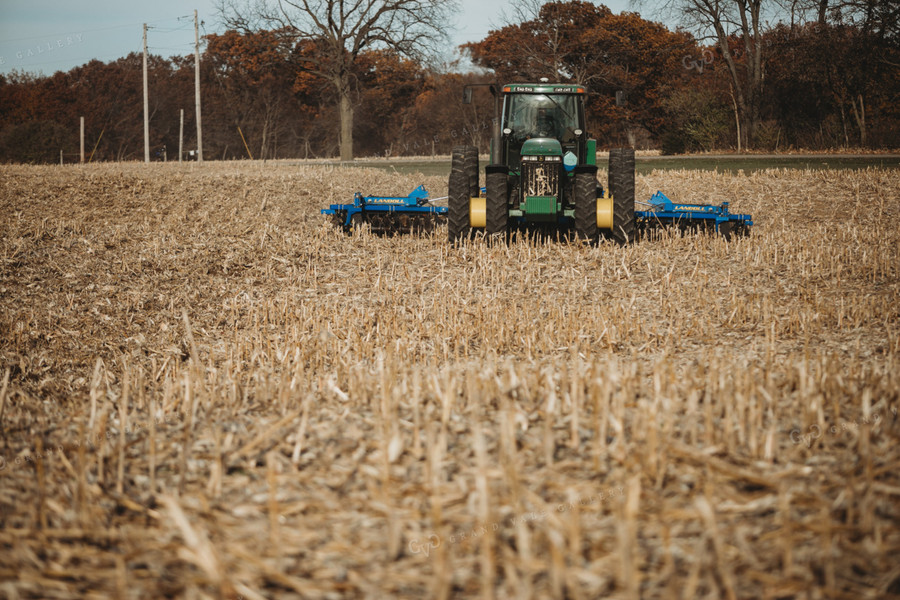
[502,83,586,94]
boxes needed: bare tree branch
[215,0,458,159]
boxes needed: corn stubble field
[0,161,898,600]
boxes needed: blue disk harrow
[323,186,752,239]
[636,191,753,239]
[322,185,448,234]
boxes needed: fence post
[179,109,184,163]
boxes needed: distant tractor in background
[448,80,635,244]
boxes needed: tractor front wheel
[448,146,477,242]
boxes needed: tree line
[0,0,897,163]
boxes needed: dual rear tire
[575,148,635,245]
[449,145,509,241]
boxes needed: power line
[152,24,194,34]
[0,16,193,44]
[149,44,196,52]
[0,15,208,75]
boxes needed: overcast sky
[0,0,635,77]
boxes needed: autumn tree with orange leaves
[205,30,301,159]
[216,0,458,160]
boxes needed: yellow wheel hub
[597,195,614,230]
[470,197,486,228]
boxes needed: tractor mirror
[463,88,473,104]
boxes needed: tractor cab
[500,84,592,171]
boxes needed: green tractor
[448,81,635,244]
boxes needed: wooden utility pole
[194,10,203,164]
[143,23,150,163]
[80,116,84,163]
[179,109,184,163]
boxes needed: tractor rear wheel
[574,168,598,243]
[485,169,508,236]
[448,146,477,242]
[609,148,635,245]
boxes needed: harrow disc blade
[361,212,442,235]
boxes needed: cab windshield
[504,94,580,143]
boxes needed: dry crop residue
[0,161,898,599]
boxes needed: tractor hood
[521,138,562,157]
